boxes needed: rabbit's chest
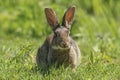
[51,50,70,64]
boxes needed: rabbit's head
[45,6,75,49]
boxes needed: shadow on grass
[31,64,72,76]
[31,65,50,76]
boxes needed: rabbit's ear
[45,8,59,30]
[62,6,75,29]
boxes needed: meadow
[0,0,120,80]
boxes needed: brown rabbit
[36,6,81,68]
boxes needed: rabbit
[36,6,81,68]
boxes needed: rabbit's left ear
[62,6,75,29]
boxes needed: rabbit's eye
[54,32,57,37]
[54,32,58,37]
[67,27,70,30]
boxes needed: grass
[0,0,120,80]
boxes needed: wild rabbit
[36,6,81,68]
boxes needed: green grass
[0,0,120,80]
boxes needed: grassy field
[0,0,120,80]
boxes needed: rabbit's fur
[36,6,81,68]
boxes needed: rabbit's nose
[61,42,68,48]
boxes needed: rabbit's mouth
[52,45,70,50]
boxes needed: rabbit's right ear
[45,8,59,30]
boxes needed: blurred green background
[0,0,120,80]
[0,0,120,39]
